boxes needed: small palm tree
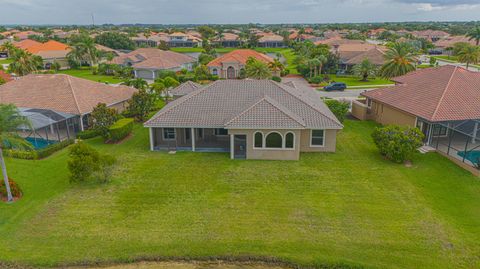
[457,44,480,69]
[246,58,271,79]
[353,59,378,81]
[268,58,285,74]
[69,34,99,67]
[467,27,480,46]
[8,49,43,76]
[0,104,32,202]
[379,42,417,78]
[122,78,148,90]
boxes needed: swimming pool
[457,150,480,164]
[25,137,57,149]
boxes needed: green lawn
[1,120,480,268]
[57,68,126,84]
[0,58,13,65]
[324,75,393,88]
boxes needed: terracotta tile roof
[344,47,386,65]
[0,70,13,83]
[0,74,136,115]
[207,49,274,67]
[13,39,42,50]
[434,36,477,48]
[26,40,70,54]
[314,37,366,46]
[214,33,240,42]
[362,65,480,122]
[170,81,202,97]
[258,33,284,42]
[145,80,343,130]
[111,48,195,69]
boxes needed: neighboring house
[167,32,202,48]
[170,81,202,99]
[14,39,71,69]
[12,31,43,40]
[331,43,386,71]
[289,31,320,42]
[314,37,366,47]
[411,30,450,42]
[367,28,387,39]
[144,79,343,160]
[212,33,243,48]
[131,33,169,47]
[95,44,124,57]
[0,70,13,83]
[207,49,275,79]
[0,39,9,58]
[111,48,196,80]
[0,74,136,142]
[433,36,477,55]
[352,65,480,170]
[257,33,285,48]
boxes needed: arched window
[212,68,218,75]
[254,132,263,148]
[285,132,294,148]
[265,132,282,148]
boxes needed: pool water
[457,150,480,164]
[25,137,57,149]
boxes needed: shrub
[89,103,119,139]
[371,125,424,163]
[77,129,101,140]
[308,75,324,84]
[3,149,37,160]
[107,118,134,143]
[68,142,101,182]
[36,139,74,159]
[325,99,350,123]
[271,76,281,82]
[0,178,22,199]
[96,154,116,183]
[126,89,155,122]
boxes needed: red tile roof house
[111,48,196,80]
[145,79,343,160]
[14,39,71,69]
[0,74,136,143]
[207,49,275,79]
[352,65,480,171]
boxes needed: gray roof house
[170,81,201,99]
[144,80,343,160]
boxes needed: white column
[230,134,234,159]
[191,128,196,152]
[134,70,138,78]
[79,115,84,131]
[151,70,155,80]
[149,128,154,151]
[472,122,479,144]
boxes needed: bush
[89,103,119,139]
[36,139,74,159]
[0,178,22,199]
[77,129,101,140]
[107,118,134,143]
[68,141,116,183]
[3,149,37,160]
[308,76,325,84]
[271,76,281,82]
[371,125,424,163]
[325,99,350,123]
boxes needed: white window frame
[212,68,218,75]
[284,132,295,149]
[252,131,295,151]
[253,131,264,149]
[163,128,176,141]
[265,131,284,149]
[310,129,325,147]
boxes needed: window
[433,125,447,136]
[163,128,176,140]
[214,128,228,136]
[185,128,191,140]
[265,132,283,148]
[311,130,325,146]
[254,132,263,148]
[285,133,294,148]
[212,68,218,75]
[197,128,203,139]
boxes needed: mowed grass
[57,68,125,84]
[0,121,480,268]
[324,75,393,87]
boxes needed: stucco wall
[351,99,368,121]
[299,129,338,152]
[369,101,417,127]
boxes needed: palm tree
[353,59,378,81]
[122,78,148,90]
[0,104,32,202]
[268,58,285,75]
[379,42,417,78]
[314,55,327,77]
[467,27,480,46]
[8,49,43,76]
[457,44,480,69]
[245,58,271,79]
[68,34,99,67]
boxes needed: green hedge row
[107,118,134,143]
[4,139,74,160]
[77,129,101,140]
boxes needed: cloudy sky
[1,0,480,25]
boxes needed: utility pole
[91,13,95,28]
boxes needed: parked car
[323,82,347,91]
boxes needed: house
[12,31,43,41]
[144,79,343,160]
[257,33,285,48]
[95,44,124,57]
[0,74,136,142]
[111,48,196,80]
[367,28,387,39]
[0,70,13,83]
[411,30,450,42]
[333,44,386,71]
[212,33,242,48]
[14,39,71,69]
[433,36,477,55]
[131,33,169,47]
[352,65,480,170]
[170,81,201,99]
[207,49,275,79]
[167,32,202,48]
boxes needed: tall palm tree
[467,27,480,46]
[457,44,480,69]
[314,55,328,77]
[353,59,378,81]
[8,49,43,76]
[68,34,99,67]
[268,58,285,74]
[0,104,32,202]
[379,42,417,78]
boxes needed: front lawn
[0,58,13,65]
[325,75,394,87]
[57,68,126,84]
[1,120,479,268]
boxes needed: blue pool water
[25,137,57,149]
[457,150,480,164]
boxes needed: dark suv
[323,82,347,91]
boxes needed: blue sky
[0,0,479,24]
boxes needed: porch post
[79,115,85,131]
[151,70,155,80]
[191,128,196,152]
[149,128,154,151]
[472,122,478,144]
[65,119,70,140]
[230,134,234,159]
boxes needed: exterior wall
[136,69,155,80]
[351,99,368,120]
[108,101,129,113]
[43,57,69,69]
[367,100,417,127]
[209,62,244,79]
[300,129,338,152]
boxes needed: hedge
[3,139,74,160]
[107,118,134,143]
[77,129,101,140]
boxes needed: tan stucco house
[207,49,275,79]
[144,80,343,160]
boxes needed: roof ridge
[431,66,457,120]
[66,75,82,115]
